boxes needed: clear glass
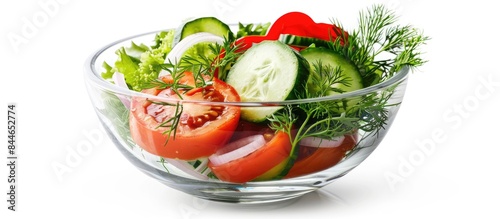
[84,30,409,203]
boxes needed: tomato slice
[208,128,292,183]
[285,134,357,178]
[129,72,241,160]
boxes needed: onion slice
[159,32,225,77]
[164,158,209,180]
[111,72,131,109]
[300,136,346,148]
[209,135,266,166]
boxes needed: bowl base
[181,184,317,204]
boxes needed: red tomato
[228,120,275,142]
[129,72,241,160]
[208,130,292,183]
[285,134,357,178]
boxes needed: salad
[100,5,428,183]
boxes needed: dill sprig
[152,101,183,142]
[268,103,360,179]
[329,4,429,86]
[142,61,191,143]
[211,36,242,81]
[143,61,194,98]
[308,61,353,96]
[179,35,241,82]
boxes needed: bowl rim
[84,29,410,106]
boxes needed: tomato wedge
[208,128,292,183]
[129,72,241,160]
[285,134,357,178]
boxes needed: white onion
[300,136,345,148]
[164,158,209,180]
[158,32,225,77]
[194,158,209,172]
[111,72,131,109]
[209,135,266,166]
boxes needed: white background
[1,0,499,218]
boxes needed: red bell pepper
[235,12,348,52]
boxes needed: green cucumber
[300,47,363,96]
[278,34,330,48]
[173,17,233,44]
[226,41,310,122]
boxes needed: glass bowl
[84,29,409,204]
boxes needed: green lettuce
[101,30,175,91]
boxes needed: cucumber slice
[226,41,310,122]
[174,17,233,45]
[300,47,363,95]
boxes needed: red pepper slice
[266,12,317,39]
[234,12,348,52]
[234,35,268,52]
[269,12,347,41]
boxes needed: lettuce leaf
[101,30,175,91]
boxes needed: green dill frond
[327,4,429,86]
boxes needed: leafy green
[236,22,271,38]
[101,30,175,91]
[101,61,115,80]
